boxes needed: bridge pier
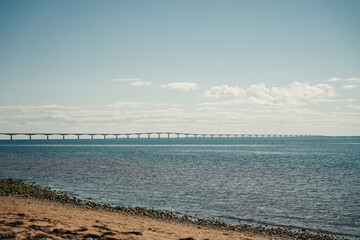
[116,135,118,139]
[168,134,170,139]
[127,135,130,139]
[62,135,65,140]
[177,134,179,138]
[138,134,140,139]
[148,134,151,139]
[46,135,49,140]
[158,133,160,139]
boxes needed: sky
[0,0,359,136]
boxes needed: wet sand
[1,196,272,240]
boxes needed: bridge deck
[0,132,317,140]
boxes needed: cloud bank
[1,102,359,136]
[1,78,358,136]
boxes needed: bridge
[0,132,318,140]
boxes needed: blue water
[0,137,359,237]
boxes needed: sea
[0,136,359,238]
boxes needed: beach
[0,179,340,240]
[1,195,271,240]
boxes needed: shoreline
[0,179,346,239]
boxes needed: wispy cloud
[203,85,246,99]
[104,102,149,108]
[346,78,360,83]
[328,77,343,82]
[112,78,152,87]
[104,101,168,108]
[0,105,80,113]
[347,105,360,110]
[342,84,359,89]
[161,82,199,91]
[198,99,250,107]
[327,77,360,84]
[130,81,152,87]
[112,78,140,82]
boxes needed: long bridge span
[0,132,318,140]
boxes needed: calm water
[0,137,359,237]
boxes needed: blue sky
[0,0,359,136]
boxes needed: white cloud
[346,78,360,83]
[131,81,152,87]
[202,82,337,107]
[203,85,246,99]
[161,82,199,91]
[328,77,343,82]
[284,82,336,99]
[248,82,337,106]
[112,78,140,82]
[342,84,359,89]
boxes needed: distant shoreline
[0,179,348,240]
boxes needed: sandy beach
[1,195,277,240]
[0,179,340,240]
